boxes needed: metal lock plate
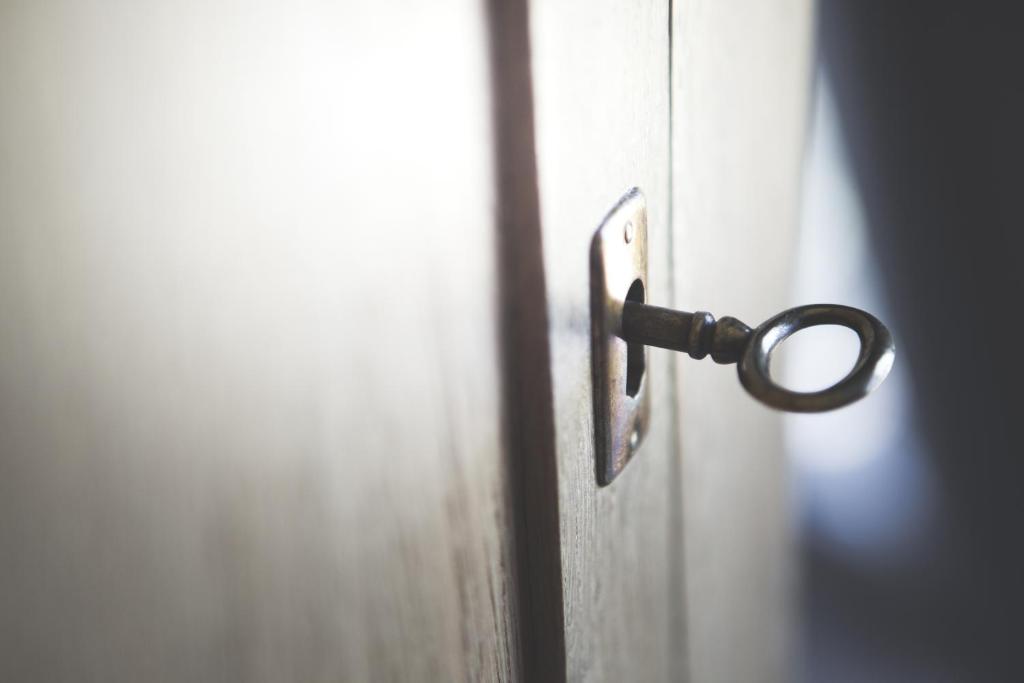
[590,188,650,485]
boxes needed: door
[525,1,813,680]
[0,1,812,681]
[670,4,813,681]
[0,2,516,680]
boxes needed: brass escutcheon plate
[590,188,650,486]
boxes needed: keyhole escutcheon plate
[590,188,650,486]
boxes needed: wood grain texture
[527,2,680,680]
[671,2,814,682]
[0,2,519,680]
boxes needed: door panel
[528,1,814,680]
[0,2,516,680]
[528,2,678,680]
[672,3,814,682]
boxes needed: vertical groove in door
[666,6,691,681]
[486,0,567,680]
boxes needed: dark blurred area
[802,3,1024,680]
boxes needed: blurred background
[787,3,1024,680]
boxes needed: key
[619,301,895,412]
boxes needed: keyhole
[625,279,645,397]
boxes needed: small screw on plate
[629,428,640,452]
[624,221,634,244]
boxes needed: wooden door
[0,2,516,681]
[0,1,812,681]
[524,1,814,681]
[525,3,677,680]
[671,4,813,681]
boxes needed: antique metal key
[591,189,895,484]
[619,301,894,413]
